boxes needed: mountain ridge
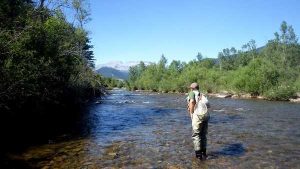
[96,61,152,80]
[96,66,129,80]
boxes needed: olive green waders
[192,112,210,159]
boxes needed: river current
[4,89,300,168]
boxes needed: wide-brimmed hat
[189,82,199,89]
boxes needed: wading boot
[195,150,202,160]
[201,149,207,160]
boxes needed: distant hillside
[256,46,265,53]
[96,67,129,80]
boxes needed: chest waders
[190,90,210,160]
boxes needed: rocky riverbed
[2,89,300,168]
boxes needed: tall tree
[196,52,203,61]
[72,0,91,28]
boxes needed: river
[3,89,300,168]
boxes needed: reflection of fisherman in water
[187,82,210,160]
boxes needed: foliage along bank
[127,22,300,101]
[0,0,104,119]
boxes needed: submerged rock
[108,152,117,156]
[216,94,232,98]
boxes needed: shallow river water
[5,89,300,168]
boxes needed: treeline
[0,0,104,118]
[102,77,125,89]
[127,22,300,101]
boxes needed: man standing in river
[187,82,210,160]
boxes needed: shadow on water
[210,143,246,158]
[209,114,244,124]
[0,102,96,168]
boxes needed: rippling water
[5,89,300,168]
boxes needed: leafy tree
[196,52,203,61]
[158,54,167,71]
[0,0,103,116]
[218,47,238,70]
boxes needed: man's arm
[188,99,196,118]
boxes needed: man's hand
[187,105,192,120]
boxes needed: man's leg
[200,119,208,159]
[192,114,203,159]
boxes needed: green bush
[264,85,295,101]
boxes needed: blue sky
[85,0,300,66]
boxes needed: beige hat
[190,82,199,89]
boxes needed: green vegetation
[128,22,300,101]
[0,0,104,117]
[103,77,125,89]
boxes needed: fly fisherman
[187,82,210,160]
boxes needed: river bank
[207,92,300,103]
[131,89,300,103]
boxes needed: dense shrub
[264,85,296,101]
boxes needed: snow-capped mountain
[96,61,151,80]
[96,67,129,80]
[97,61,145,71]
